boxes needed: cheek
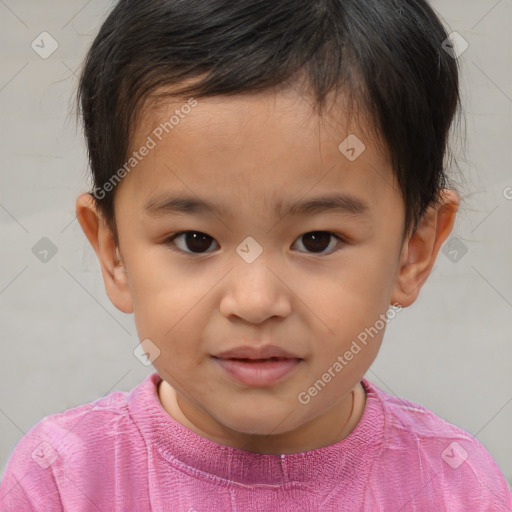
[304,266,392,396]
[125,250,224,369]
[306,249,398,337]
[124,249,191,341]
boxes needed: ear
[75,193,133,314]
[391,189,459,307]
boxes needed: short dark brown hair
[77,0,461,242]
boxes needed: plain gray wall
[1,0,511,489]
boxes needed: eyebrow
[144,193,370,219]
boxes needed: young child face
[78,86,456,454]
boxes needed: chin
[216,406,303,437]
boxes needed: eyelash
[163,231,346,256]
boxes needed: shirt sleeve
[0,424,65,512]
[372,430,512,510]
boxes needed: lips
[211,344,303,386]
[212,356,302,387]
[213,344,301,360]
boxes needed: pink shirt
[1,372,510,511]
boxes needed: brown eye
[293,231,344,254]
[166,231,219,254]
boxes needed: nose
[219,254,292,325]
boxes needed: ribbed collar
[128,372,384,487]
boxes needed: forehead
[119,87,398,220]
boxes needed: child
[1,0,511,510]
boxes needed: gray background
[1,0,511,490]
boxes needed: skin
[76,85,459,455]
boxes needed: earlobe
[75,193,134,314]
[391,189,459,307]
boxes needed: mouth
[211,356,303,387]
[220,357,292,362]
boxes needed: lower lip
[212,357,302,387]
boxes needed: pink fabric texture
[1,372,510,511]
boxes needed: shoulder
[364,379,512,511]
[0,384,144,510]
[21,388,135,458]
